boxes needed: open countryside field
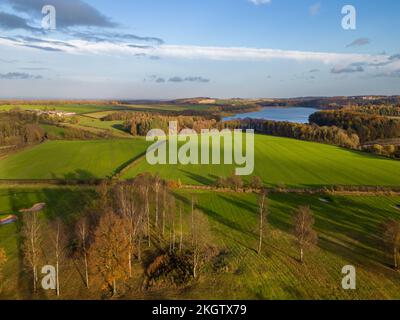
[123,135,400,187]
[0,139,149,180]
[2,134,400,186]
[0,103,213,116]
[75,116,131,138]
[0,104,123,115]
[1,186,399,299]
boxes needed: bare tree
[257,191,268,254]
[144,179,151,247]
[21,211,42,293]
[191,209,212,279]
[75,216,90,288]
[179,202,184,253]
[48,218,67,296]
[114,181,137,275]
[293,206,318,263]
[383,219,400,269]
[162,185,167,237]
[153,175,161,229]
[191,196,196,247]
[168,194,176,253]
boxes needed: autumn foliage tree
[0,247,7,283]
[89,211,130,295]
[293,206,318,263]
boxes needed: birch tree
[257,191,268,254]
[153,175,161,229]
[168,194,176,253]
[293,206,318,263]
[179,202,184,253]
[49,218,67,296]
[21,211,42,293]
[162,185,167,237]
[191,209,212,279]
[191,196,196,247]
[114,181,137,275]
[75,217,90,288]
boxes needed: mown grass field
[2,134,400,186]
[1,186,399,299]
[123,135,400,187]
[175,190,400,299]
[75,116,131,138]
[0,139,149,179]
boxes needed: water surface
[224,107,319,124]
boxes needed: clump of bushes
[214,175,264,191]
[146,250,194,287]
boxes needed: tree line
[222,119,360,149]
[0,110,46,148]
[309,110,400,143]
[108,113,220,136]
[346,105,400,117]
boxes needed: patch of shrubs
[214,174,264,191]
[146,250,193,287]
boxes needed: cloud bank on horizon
[0,0,399,99]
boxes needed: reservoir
[224,107,319,124]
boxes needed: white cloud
[248,0,271,5]
[0,36,397,74]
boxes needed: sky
[0,0,400,99]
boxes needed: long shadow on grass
[218,195,258,217]
[269,193,397,270]
[63,169,97,181]
[179,170,214,186]
[7,189,34,299]
[6,187,96,298]
[173,192,255,238]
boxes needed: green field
[40,124,67,138]
[0,104,122,115]
[119,104,212,112]
[123,135,400,187]
[175,190,400,299]
[0,186,95,299]
[0,139,149,179]
[0,103,212,115]
[75,116,131,138]
[1,186,399,299]
[2,134,400,186]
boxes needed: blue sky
[0,0,400,99]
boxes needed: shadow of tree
[179,169,214,186]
